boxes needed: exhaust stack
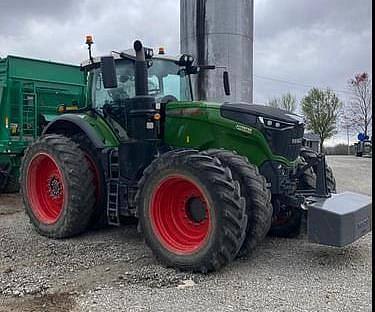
[119,40,159,183]
[133,40,149,97]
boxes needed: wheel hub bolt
[48,177,62,198]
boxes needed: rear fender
[42,113,119,148]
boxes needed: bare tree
[344,73,372,137]
[302,88,342,152]
[269,93,297,113]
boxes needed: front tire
[270,163,337,238]
[268,203,302,238]
[207,150,272,257]
[20,135,96,238]
[299,165,337,193]
[137,149,248,273]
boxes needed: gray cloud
[0,0,80,33]
[0,0,371,143]
[255,0,371,39]
[0,0,180,63]
[253,0,372,143]
[254,0,372,101]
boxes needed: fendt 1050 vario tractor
[20,39,372,272]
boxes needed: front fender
[42,113,119,148]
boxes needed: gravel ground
[0,156,372,312]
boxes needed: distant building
[303,133,321,153]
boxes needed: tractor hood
[164,101,304,164]
[220,103,304,126]
[219,103,305,162]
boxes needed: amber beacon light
[85,35,94,45]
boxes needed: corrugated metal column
[180,0,254,103]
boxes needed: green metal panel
[0,55,87,181]
[0,55,86,144]
[164,101,293,167]
[0,58,7,87]
[7,56,84,86]
[82,114,120,147]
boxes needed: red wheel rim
[27,153,65,225]
[150,175,211,255]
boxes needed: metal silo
[180,0,254,103]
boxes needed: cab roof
[80,49,179,69]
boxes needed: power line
[254,74,353,96]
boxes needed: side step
[107,149,120,226]
[307,192,372,247]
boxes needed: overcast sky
[0,0,372,143]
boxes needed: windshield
[92,58,190,109]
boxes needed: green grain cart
[0,56,86,192]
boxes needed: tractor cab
[81,51,192,112]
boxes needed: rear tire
[20,135,96,238]
[70,133,107,229]
[137,149,248,273]
[207,150,272,257]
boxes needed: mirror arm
[188,74,194,101]
[223,71,231,96]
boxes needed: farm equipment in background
[355,133,372,157]
[19,39,372,273]
[0,56,86,193]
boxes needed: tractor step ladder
[107,149,121,226]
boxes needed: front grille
[264,124,304,161]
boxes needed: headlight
[258,116,295,130]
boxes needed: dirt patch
[0,194,23,215]
[0,292,76,312]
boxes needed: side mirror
[223,71,231,96]
[101,56,118,89]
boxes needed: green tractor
[20,40,372,272]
